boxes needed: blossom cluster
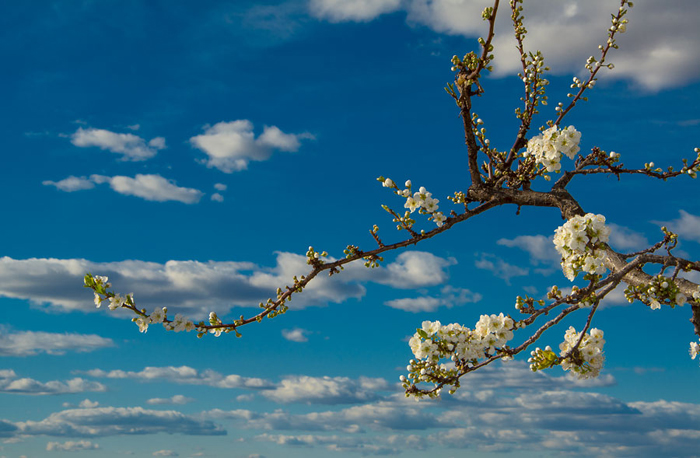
[691,341,700,361]
[402,314,515,397]
[132,307,197,334]
[90,276,136,312]
[558,326,605,379]
[553,213,610,281]
[131,306,198,334]
[380,178,447,227]
[524,125,581,172]
[86,274,198,334]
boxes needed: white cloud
[42,176,95,192]
[4,360,699,457]
[16,407,225,437]
[308,0,401,22]
[0,251,452,317]
[385,296,440,312]
[93,174,203,204]
[0,370,106,396]
[0,329,113,356]
[46,440,99,451]
[147,395,195,405]
[261,375,388,404]
[256,125,304,150]
[256,433,399,454]
[83,366,274,390]
[607,223,649,251]
[148,137,166,149]
[190,120,312,173]
[61,398,100,409]
[654,210,700,244]
[78,399,100,408]
[44,174,204,204]
[475,253,528,284]
[214,183,227,191]
[71,127,165,161]
[281,328,309,342]
[203,365,634,453]
[84,366,390,405]
[209,399,439,432]
[420,0,700,90]
[497,235,559,265]
[152,450,179,456]
[385,285,481,312]
[378,251,455,288]
[210,193,224,202]
[312,0,700,91]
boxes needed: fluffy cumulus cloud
[46,440,99,451]
[93,174,203,204]
[152,451,179,456]
[0,250,452,316]
[190,120,313,173]
[607,223,650,251]
[71,127,165,161]
[44,174,204,204]
[15,406,225,437]
[207,399,436,432]
[497,235,560,265]
[655,210,700,244]
[41,176,95,192]
[256,433,402,455]
[377,251,455,288]
[384,285,481,312]
[0,329,113,356]
[281,327,310,342]
[147,394,195,405]
[82,366,274,390]
[0,369,106,395]
[311,0,700,91]
[308,0,401,22]
[62,399,100,408]
[78,399,100,408]
[82,367,388,405]
[260,375,388,404]
[194,362,700,456]
[475,253,528,284]
[3,361,700,455]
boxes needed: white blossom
[559,326,605,379]
[690,341,700,360]
[108,294,125,311]
[405,314,516,394]
[553,213,610,280]
[433,212,447,227]
[526,125,581,173]
[149,307,167,323]
[134,316,149,333]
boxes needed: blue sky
[2,0,700,456]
